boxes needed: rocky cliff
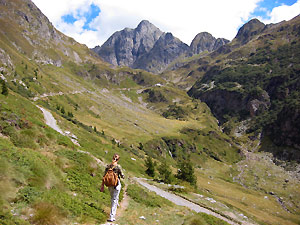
[93,21,228,74]
[92,20,163,68]
[133,32,190,74]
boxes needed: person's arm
[100,181,104,192]
[118,165,125,179]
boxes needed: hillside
[188,15,300,162]
[0,0,300,224]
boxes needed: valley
[0,0,299,224]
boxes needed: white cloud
[31,0,300,48]
[262,0,300,24]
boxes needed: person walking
[100,153,125,222]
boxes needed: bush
[31,202,66,225]
[163,104,187,120]
[1,80,8,96]
[10,130,38,149]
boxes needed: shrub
[31,202,66,225]
[1,80,8,96]
[163,104,186,120]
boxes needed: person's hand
[100,185,104,192]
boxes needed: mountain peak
[190,32,229,54]
[235,18,265,44]
[137,20,153,28]
[93,19,163,67]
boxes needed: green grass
[183,212,230,225]
[127,184,173,208]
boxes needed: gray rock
[190,32,228,55]
[93,20,163,68]
[133,32,190,74]
[93,21,228,74]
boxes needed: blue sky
[32,0,300,47]
[62,3,101,31]
[252,0,298,19]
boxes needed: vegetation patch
[127,184,173,208]
[183,212,230,225]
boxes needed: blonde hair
[112,153,120,163]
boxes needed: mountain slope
[188,15,300,160]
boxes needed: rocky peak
[93,20,163,67]
[190,32,229,55]
[190,32,216,54]
[136,20,155,31]
[133,32,190,74]
[93,21,229,74]
[235,18,265,44]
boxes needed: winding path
[37,105,240,225]
[36,106,64,134]
[37,105,80,146]
[135,178,239,225]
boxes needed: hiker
[100,153,125,222]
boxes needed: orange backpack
[103,165,118,187]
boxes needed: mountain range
[92,20,229,74]
[0,0,300,224]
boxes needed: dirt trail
[37,105,240,225]
[36,106,64,134]
[135,178,240,225]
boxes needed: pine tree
[176,157,196,186]
[158,161,173,183]
[145,156,155,177]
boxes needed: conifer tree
[158,160,173,183]
[176,156,196,186]
[145,156,155,177]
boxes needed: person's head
[112,153,120,163]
